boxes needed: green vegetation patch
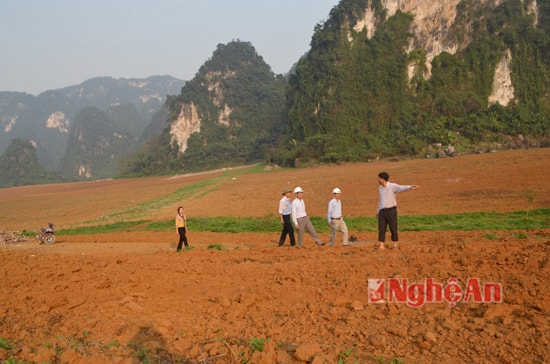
[59,209,549,236]
[61,220,150,235]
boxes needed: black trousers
[279,214,296,246]
[378,207,398,242]
[177,227,189,250]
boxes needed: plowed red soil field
[1,149,549,363]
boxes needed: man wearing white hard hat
[291,187,326,247]
[327,187,349,247]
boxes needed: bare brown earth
[0,149,549,363]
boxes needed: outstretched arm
[394,184,419,193]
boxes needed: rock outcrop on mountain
[169,103,201,154]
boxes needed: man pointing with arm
[377,172,419,250]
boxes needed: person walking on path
[377,172,418,250]
[175,206,189,252]
[292,186,326,247]
[327,188,349,247]
[278,188,296,246]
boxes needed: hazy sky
[0,0,338,95]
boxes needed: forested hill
[58,107,138,180]
[0,139,61,188]
[276,0,549,165]
[120,41,287,175]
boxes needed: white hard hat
[332,187,342,194]
[293,186,304,194]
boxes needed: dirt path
[1,229,549,363]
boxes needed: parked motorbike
[37,223,56,245]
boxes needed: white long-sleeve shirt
[278,196,292,215]
[377,182,412,212]
[327,198,342,223]
[291,198,307,226]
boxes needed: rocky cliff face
[169,103,201,153]
[352,0,461,72]
[350,0,540,101]
[45,112,70,133]
[488,49,515,106]
[169,70,237,153]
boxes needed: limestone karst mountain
[120,41,287,175]
[281,0,548,164]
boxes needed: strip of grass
[61,220,151,235]
[402,208,550,231]
[148,209,549,233]
[146,214,279,233]
[84,171,239,225]
[58,209,549,236]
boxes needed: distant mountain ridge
[0,75,185,172]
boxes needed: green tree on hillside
[0,139,61,188]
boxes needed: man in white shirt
[377,172,418,250]
[291,186,325,247]
[278,188,296,246]
[327,188,349,247]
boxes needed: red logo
[367,278,502,307]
